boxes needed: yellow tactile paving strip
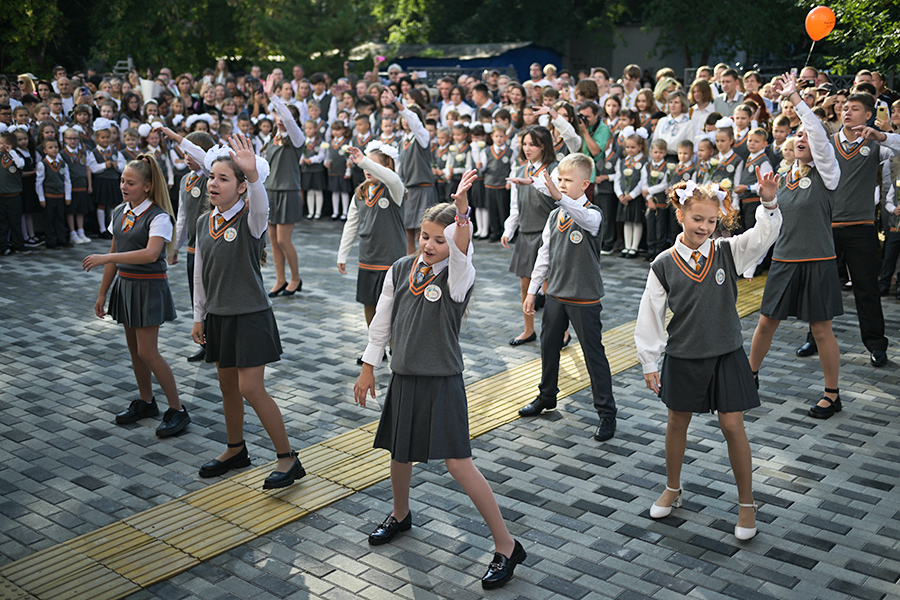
[0,277,766,600]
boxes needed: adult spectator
[57,77,74,114]
[528,63,546,85]
[872,72,899,106]
[576,100,611,164]
[440,84,474,124]
[290,64,305,94]
[653,90,693,159]
[435,77,454,111]
[689,79,714,137]
[621,64,641,109]
[591,68,611,106]
[712,68,744,116]
[743,71,773,113]
[653,77,679,111]
[472,83,498,114]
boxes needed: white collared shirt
[107,198,174,240]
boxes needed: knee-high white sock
[476,208,489,236]
[331,191,340,216]
[340,192,350,216]
[623,223,634,250]
[631,223,643,251]
[96,208,107,230]
[306,193,315,216]
[313,190,323,217]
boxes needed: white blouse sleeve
[361,266,395,367]
[635,271,669,374]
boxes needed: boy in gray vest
[517,154,617,442]
[0,132,26,256]
[35,138,72,249]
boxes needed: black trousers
[538,296,616,418]
[806,224,887,352]
[43,197,68,247]
[646,208,669,259]
[187,251,196,303]
[597,189,618,251]
[878,230,900,293]
[0,194,24,252]
[485,187,509,241]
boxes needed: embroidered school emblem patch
[860,146,870,156]
[716,268,725,285]
[191,187,201,198]
[682,173,690,181]
[634,162,642,170]
[224,228,237,242]
[726,164,735,173]
[378,197,390,209]
[502,157,509,164]
[799,177,811,189]
[8,166,16,173]
[605,161,612,169]
[569,230,583,244]
[424,284,442,302]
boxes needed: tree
[803,0,900,74]
[0,0,66,73]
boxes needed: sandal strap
[276,450,297,459]
[824,387,839,394]
[227,440,246,448]
[738,502,758,512]
[665,485,682,493]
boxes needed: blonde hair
[125,155,176,253]
[667,180,740,229]
[557,153,594,181]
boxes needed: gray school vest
[772,167,835,261]
[732,131,751,160]
[196,206,271,316]
[179,173,207,250]
[350,132,373,175]
[93,147,120,180]
[327,138,350,175]
[546,204,605,301]
[399,134,436,187]
[709,153,742,185]
[651,240,742,359]
[301,141,325,174]
[595,142,619,193]
[829,133,881,224]
[265,134,302,191]
[111,202,170,275]
[673,162,695,185]
[516,161,558,234]
[738,153,770,201]
[356,182,406,269]
[62,147,88,190]
[42,160,66,197]
[389,255,472,377]
[0,153,23,195]
[148,148,168,180]
[432,145,450,182]
[483,146,513,188]
[644,161,668,201]
[316,93,333,117]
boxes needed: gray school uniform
[91,146,123,208]
[372,255,474,463]
[180,172,207,300]
[399,133,438,228]
[326,137,353,194]
[41,158,69,246]
[349,132,373,188]
[509,161,558,277]
[483,145,513,238]
[708,153,742,186]
[651,241,759,413]
[615,156,645,223]
[61,146,91,214]
[265,133,303,224]
[432,143,451,200]
[829,134,881,225]
[732,131,751,161]
[300,139,327,191]
[738,152,770,230]
[196,206,281,368]
[354,182,407,306]
[760,167,842,322]
[107,202,177,328]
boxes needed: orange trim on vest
[772,256,836,262]
[118,272,168,280]
[831,220,875,227]
[207,206,247,239]
[670,243,715,282]
[358,262,391,271]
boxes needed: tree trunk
[682,45,692,69]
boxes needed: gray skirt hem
[204,308,282,369]
[373,373,471,463]
[660,347,760,414]
[760,259,844,322]
[508,231,543,278]
[403,185,438,229]
[108,277,177,328]
[356,268,389,306]
[267,189,302,224]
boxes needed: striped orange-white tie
[123,210,135,232]
[691,251,702,272]
[215,215,226,229]
[415,263,432,284]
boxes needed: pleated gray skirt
[267,189,302,224]
[403,185,438,229]
[660,347,760,414]
[760,259,843,322]
[108,276,176,328]
[508,231,543,278]
[373,373,471,463]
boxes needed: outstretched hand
[263,73,278,98]
[347,146,364,165]
[542,171,562,201]
[451,169,478,211]
[228,134,258,182]
[756,166,777,205]
[778,71,798,99]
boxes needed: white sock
[96,208,106,231]
[623,223,634,250]
[313,191,323,216]
[476,208,489,236]
[78,228,86,236]
[306,194,315,216]
[631,223,643,251]
[331,192,340,216]
[340,192,350,215]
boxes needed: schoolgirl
[641,139,671,261]
[501,125,558,345]
[337,142,406,361]
[693,137,716,184]
[354,171,525,590]
[11,126,42,249]
[261,74,306,297]
[60,125,93,244]
[349,113,375,189]
[72,106,96,152]
[82,153,189,437]
[120,128,142,162]
[709,117,744,189]
[324,121,353,220]
[87,118,126,238]
[300,119,327,219]
[190,134,304,488]
[35,137,71,249]
[731,104,755,161]
[748,73,844,419]
[306,101,330,142]
[635,89,655,130]
[670,140,696,243]
[613,126,648,258]
[431,126,451,202]
[141,125,175,192]
[635,177,781,541]
[468,124,490,238]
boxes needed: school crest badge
[224,228,237,242]
[715,268,725,285]
[799,177,811,189]
[378,197,390,209]
[569,230,583,244]
[424,284,442,302]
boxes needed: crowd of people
[2,56,899,590]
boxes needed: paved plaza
[1,219,899,600]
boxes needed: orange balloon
[806,6,836,41]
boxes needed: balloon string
[804,40,816,69]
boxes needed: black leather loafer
[796,341,817,357]
[199,441,251,477]
[481,539,526,589]
[156,407,191,437]
[808,389,841,419]
[508,332,537,346]
[368,511,412,545]
[871,350,887,367]
[593,417,616,441]
[115,398,159,424]
[263,451,306,489]
[518,397,557,417]
[187,346,206,362]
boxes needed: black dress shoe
[368,511,412,545]
[508,332,537,346]
[796,341,818,357]
[199,441,251,477]
[187,346,206,362]
[282,280,303,296]
[115,398,159,424]
[156,407,191,437]
[593,417,616,441]
[263,451,306,489]
[268,283,287,298]
[808,389,841,419]
[481,540,526,589]
[871,350,887,367]
[519,397,556,417]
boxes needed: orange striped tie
[123,210,135,232]
[691,251,702,272]
[215,215,226,229]
[415,264,432,284]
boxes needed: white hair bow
[674,180,698,204]
[0,123,7,134]
[60,124,85,135]
[7,124,28,133]
[92,118,113,132]
[203,141,271,184]
[483,122,493,133]
[715,117,734,129]
[138,123,153,138]
[708,183,728,213]
[171,114,184,127]
[621,125,649,139]
[365,140,398,160]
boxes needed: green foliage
[0,0,66,73]
[800,0,900,74]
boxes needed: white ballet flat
[734,502,758,540]
[650,485,683,519]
